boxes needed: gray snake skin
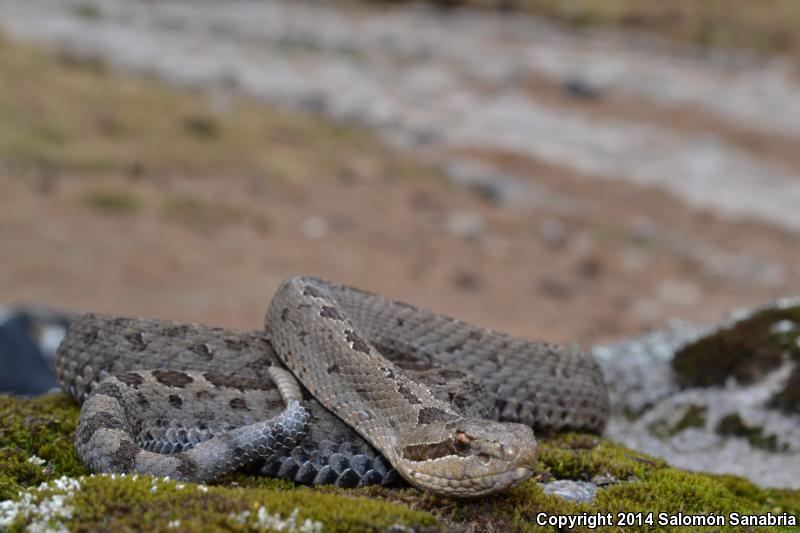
[55,276,608,496]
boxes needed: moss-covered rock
[2,394,799,531]
[672,304,800,414]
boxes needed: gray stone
[595,298,800,489]
[540,480,598,503]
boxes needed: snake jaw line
[394,420,539,497]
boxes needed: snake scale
[55,276,609,497]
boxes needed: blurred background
[2,0,799,343]
[1,0,800,488]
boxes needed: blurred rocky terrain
[597,299,800,489]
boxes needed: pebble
[302,216,328,240]
[446,211,484,240]
[656,279,701,306]
[561,77,603,100]
[445,160,535,207]
[539,218,566,249]
[540,480,599,503]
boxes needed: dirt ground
[2,143,798,348]
[0,40,798,348]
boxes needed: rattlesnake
[55,276,608,497]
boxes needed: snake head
[397,419,538,497]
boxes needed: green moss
[426,437,800,532]
[673,306,800,389]
[769,367,800,414]
[72,4,103,20]
[0,40,440,185]
[160,197,246,234]
[0,395,436,531]
[672,404,707,432]
[0,395,87,500]
[415,463,800,532]
[538,433,666,481]
[589,469,762,532]
[2,474,437,532]
[361,0,800,65]
[83,186,145,213]
[648,404,707,438]
[672,305,800,416]
[716,413,784,452]
[2,394,800,531]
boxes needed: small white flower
[229,510,250,525]
[27,455,46,466]
[252,507,323,533]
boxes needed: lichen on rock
[672,300,800,413]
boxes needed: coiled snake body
[55,276,608,497]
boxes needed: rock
[445,211,484,240]
[596,297,800,489]
[538,277,571,300]
[628,216,657,245]
[302,216,328,240]
[561,77,604,100]
[672,300,800,391]
[445,160,536,207]
[538,218,566,250]
[540,479,598,503]
[0,307,69,396]
[450,268,483,291]
[656,279,701,306]
[594,322,690,414]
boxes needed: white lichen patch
[3,474,284,531]
[227,507,323,533]
[0,476,81,532]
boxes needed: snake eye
[453,431,471,455]
[477,453,492,465]
[502,445,517,459]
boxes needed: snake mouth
[397,421,540,496]
[405,462,535,497]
